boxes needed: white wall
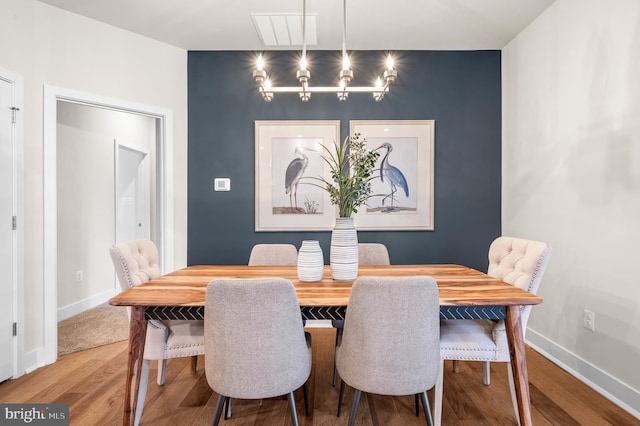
[0,0,187,370]
[503,0,640,415]
[56,102,156,314]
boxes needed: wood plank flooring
[1,327,638,425]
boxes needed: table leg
[123,307,147,426]
[504,305,532,426]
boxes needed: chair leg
[332,327,343,387]
[212,395,227,426]
[348,389,362,426]
[224,397,232,420]
[433,359,444,426]
[157,359,167,385]
[134,359,150,426]
[415,394,420,416]
[483,361,491,385]
[302,381,310,416]
[420,391,434,426]
[191,355,198,374]
[506,362,521,426]
[287,391,300,426]
[337,379,346,417]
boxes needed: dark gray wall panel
[187,50,501,270]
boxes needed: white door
[0,77,15,381]
[115,142,151,245]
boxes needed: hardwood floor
[1,327,638,425]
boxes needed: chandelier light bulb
[257,55,264,71]
[342,54,351,71]
[264,78,271,90]
[300,56,307,71]
[386,55,394,70]
[375,77,383,89]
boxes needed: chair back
[248,244,298,266]
[336,276,440,396]
[358,243,390,265]
[204,278,311,399]
[109,239,161,291]
[487,236,553,330]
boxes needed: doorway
[43,86,175,364]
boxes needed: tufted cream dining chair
[248,243,298,265]
[204,277,312,426]
[335,276,441,426]
[433,236,552,426]
[332,243,391,386]
[109,239,205,426]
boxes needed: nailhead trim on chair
[112,246,134,289]
[440,349,499,359]
[164,345,204,359]
[528,245,549,292]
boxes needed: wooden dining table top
[108,264,543,308]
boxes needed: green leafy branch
[303,133,380,218]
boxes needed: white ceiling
[37,0,555,51]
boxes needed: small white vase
[330,217,358,281]
[297,240,324,282]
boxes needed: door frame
[0,66,24,379]
[43,86,174,364]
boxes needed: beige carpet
[58,303,129,356]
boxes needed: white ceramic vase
[297,240,324,282]
[330,217,358,281]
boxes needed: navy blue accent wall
[187,50,501,270]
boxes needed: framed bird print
[255,120,339,231]
[350,120,435,230]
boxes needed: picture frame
[255,120,340,231]
[350,120,435,230]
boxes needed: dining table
[108,264,542,426]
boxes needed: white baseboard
[57,289,116,322]
[526,329,640,420]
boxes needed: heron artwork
[375,142,409,211]
[284,145,310,211]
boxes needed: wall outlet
[583,309,595,332]
[76,270,83,283]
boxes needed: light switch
[214,178,230,191]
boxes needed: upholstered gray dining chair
[204,277,312,426]
[109,239,205,426]
[248,243,298,265]
[357,242,391,265]
[332,242,391,386]
[336,276,441,426]
[433,236,552,426]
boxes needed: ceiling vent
[251,13,318,47]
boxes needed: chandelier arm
[268,86,389,94]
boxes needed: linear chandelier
[252,0,397,102]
